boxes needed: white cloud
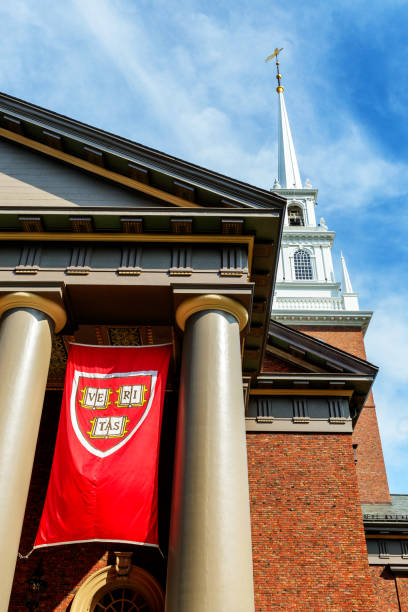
[1,0,407,493]
[300,121,408,210]
[366,295,408,383]
[3,0,407,211]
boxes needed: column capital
[176,294,248,332]
[0,292,67,332]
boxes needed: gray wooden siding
[0,139,162,209]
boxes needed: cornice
[281,229,335,243]
[254,373,375,419]
[274,281,341,290]
[271,188,318,198]
[271,311,373,334]
[0,92,287,211]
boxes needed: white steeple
[266,48,302,189]
[277,88,302,189]
[341,251,353,293]
[269,49,371,332]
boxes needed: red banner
[34,343,171,549]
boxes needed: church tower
[269,51,390,504]
[270,51,370,330]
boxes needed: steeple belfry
[266,48,302,189]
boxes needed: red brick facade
[295,325,368,359]
[247,433,376,611]
[262,352,308,373]
[397,573,408,612]
[353,403,391,503]
[11,547,109,611]
[258,324,407,610]
[370,565,408,611]
[294,325,390,504]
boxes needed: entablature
[0,239,250,280]
[366,537,408,567]
[251,320,378,429]
[0,205,285,375]
[251,374,373,424]
[246,392,352,433]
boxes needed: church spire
[340,251,354,293]
[266,48,302,189]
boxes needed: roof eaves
[268,319,378,376]
[0,92,287,211]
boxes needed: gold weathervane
[265,47,284,93]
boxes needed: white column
[166,295,255,612]
[0,292,66,610]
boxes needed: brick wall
[11,546,109,610]
[262,352,308,373]
[353,403,391,503]
[370,565,408,611]
[247,432,376,611]
[295,325,368,359]
[294,325,390,503]
[396,574,408,611]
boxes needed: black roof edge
[0,92,287,211]
[267,319,379,376]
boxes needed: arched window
[294,249,313,280]
[71,564,164,612]
[93,587,151,611]
[288,205,304,226]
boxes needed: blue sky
[1,0,407,493]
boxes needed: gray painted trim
[245,417,352,433]
[364,516,408,522]
[368,556,408,566]
[248,395,350,421]
[0,242,250,278]
[0,206,282,219]
[256,374,375,384]
[254,374,375,420]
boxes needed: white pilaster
[341,252,360,310]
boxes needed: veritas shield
[71,370,157,458]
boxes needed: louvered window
[288,206,304,226]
